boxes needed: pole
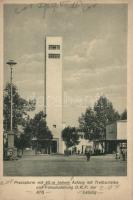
[44,36,46,115]
[10,66,13,132]
[6,60,17,159]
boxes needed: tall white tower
[45,36,63,153]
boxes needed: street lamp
[6,59,17,159]
[31,136,37,155]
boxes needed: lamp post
[6,60,17,159]
[31,136,37,155]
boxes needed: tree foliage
[3,83,36,152]
[79,96,120,140]
[24,111,53,140]
[14,133,31,153]
[3,83,36,133]
[62,126,79,149]
[120,109,127,120]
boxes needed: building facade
[73,120,127,155]
[106,120,127,153]
[45,36,64,154]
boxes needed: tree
[14,133,31,155]
[120,109,127,120]
[79,96,120,140]
[3,83,36,133]
[3,83,36,153]
[62,126,79,150]
[23,111,53,154]
[94,96,120,139]
[25,111,53,140]
[79,107,97,139]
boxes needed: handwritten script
[14,1,97,16]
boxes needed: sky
[4,3,127,126]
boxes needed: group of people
[85,148,127,162]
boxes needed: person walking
[121,149,126,161]
[85,148,91,161]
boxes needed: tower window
[49,45,60,50]
[48,54,60,59]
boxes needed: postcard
[0,0,133,199]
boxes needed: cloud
[87,84,127,96]
[64,64,126,85]
[19,53,44,63]
[72,38,104,57]
[16,79,43,86]
[48,19,74,33]
[12,53,45,98]
[63,37,110,76]
[63,38,105,68]
[15,53,44,77]
[64,32,126,76]
[64,54,86,63]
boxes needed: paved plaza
[3,154,127,176]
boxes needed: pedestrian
[78,150,80,155]
[121,149,126,161]
[115,151,120,159]
[85,149,91,161]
